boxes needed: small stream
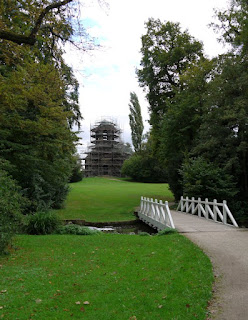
[88,221,158,235]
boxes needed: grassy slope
[56,177,174,222]
[0,234,213,320]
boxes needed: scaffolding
[84,119,129,177]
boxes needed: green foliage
[25,211,61,235]
[180,158,238,201]
[135,3,248,220]
[69,154,84,183]
[228,200,248,225]
[0,167,23,254]
[212,0,248,54]
[137,19,203,132]
[121,153,167,183]
[121,133,167,183]
[157,228,178,236]
[128,92,144,152]
[57,224,100,235]
[0,1,83,212]
[0,61,79,212]
[138,231,150,236]
[159,59,213,200]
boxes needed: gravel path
[170,210,248,320]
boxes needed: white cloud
[64,0,230,153]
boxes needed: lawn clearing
[56,177,174,222]
[0,234,213,320]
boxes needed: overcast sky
[64,0,230,154]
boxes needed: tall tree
[137,19,203,141]
[182,0,248,221]
[128,92,144,152]
[159,58,213,199]
[191,53,248,220]
[137,19,205,197]
[0,0,86,211]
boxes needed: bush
[69,154,84,183]
[25,211,61,235]
[228,200,248,226]
[57,224,100,235]
[180,157,238,201]
[0,168,24,254]
[121,153,167,183]
[157,228,178,236]
[138,232,150,236]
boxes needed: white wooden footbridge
[138,195,239,231]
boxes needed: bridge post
[186,196,189,213]
[205,198,209,219]
[213,199,217,222]
[192,197,195,214]
[223,200,227,225]
[180,196,183,211]
[198,198,201,217]
[140,196,144,214]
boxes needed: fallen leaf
[0,307,3,309]
[75,301,81,305]
[83,301,90,305]
[35,299,42,304]
[0,290,7,293]
[186,304,190,308]
[158,305,163,309]
[80,307,85,312]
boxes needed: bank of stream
[63,219,158,235]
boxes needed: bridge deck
[171,210,248,320]
[170,210,238,232]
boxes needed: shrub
[57,224,100,235]
[180,157,238,201]
[69,154,84,183]
[157,228,178,236]
[121,153,167,183]
[25,211,61,235]
[138,232,150,236]
[0,168,24,254]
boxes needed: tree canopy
[0,0,85,213]
[135,2,248,223]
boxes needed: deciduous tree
[128,92,144,152]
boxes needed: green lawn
[0,234,213,320]
[56,177,174,222]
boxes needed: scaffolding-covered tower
[84,119,129,177]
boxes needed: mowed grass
[56,177,174,222]
[0,234,213,320]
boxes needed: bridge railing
[177,196,238,228]
[139,197,175,230]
